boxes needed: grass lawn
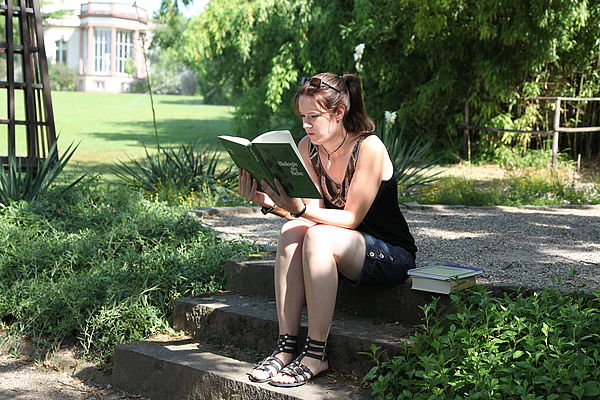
[49,91,235,175]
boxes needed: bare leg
[271,225,366,385]
[249,219,313,381]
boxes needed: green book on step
[218,130,322,199]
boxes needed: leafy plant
[475,138,576,170]
[380,114,441,195]
[48,63,79,91]
[112,141,238,203]
[0,141,84,206]
[0,181,255,361]
[405,173,600,206]
[365,287,600,399]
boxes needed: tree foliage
[167,0,599,158]
[149,14,199,95]
[178,0,354,136]
[350,0,599,157]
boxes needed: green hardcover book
[410,275,477,294]
[218,130,322,199]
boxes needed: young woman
[238,72,417,387]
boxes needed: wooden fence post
[464,101,471,162]
[552,98,561,169]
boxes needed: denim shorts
[342,232,416,287]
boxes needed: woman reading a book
[239,72,417,387]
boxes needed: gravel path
[195,204,600,291]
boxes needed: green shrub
[380,114,441,195]
[404,174,600,206]
[129,79,149,93]
[0,141,84,206]
[365,288,600,399]
[112,141,244,206]
[0,180,255,361]
[48,63,79,91]
[476,145,576,170]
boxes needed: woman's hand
[238,169,273,207]
[260,178,305,215]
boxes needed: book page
[252,130,294,144]
[218,135,251,146]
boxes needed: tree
[173,0,600,158]
[149,14,199,95]
[179,0,354,136]
[349,0,599,157]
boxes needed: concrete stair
[225,255,451,324]
[112,339,371,400]
[111,255,443,399]
[172,294,416,377]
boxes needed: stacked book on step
[408,264,483,294]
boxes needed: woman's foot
[247,334,298,383]
[269,337,329,387]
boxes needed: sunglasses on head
[300,76,342,94]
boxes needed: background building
[42,0,151,93]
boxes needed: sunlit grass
[404,172,600,206]
[48,92,235,176]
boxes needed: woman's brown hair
[293,72,375,134]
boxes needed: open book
[218,130,321,199]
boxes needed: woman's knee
[302,225,366,269]
[279,220,311,239]
[303,225,335,254]
[276,220,312,257]
[304,224,334,239]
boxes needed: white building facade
[42,1,151,92]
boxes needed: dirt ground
[0,352,143,400]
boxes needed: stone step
[173,293,416,377]
[225,256,451,325]
[112,339,372,400]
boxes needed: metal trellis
[0,0,56,171]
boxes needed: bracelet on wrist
[290,202,307,218]
[261,205,275,215]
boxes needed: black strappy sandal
[247,333,298,383]
[268,336,329,388]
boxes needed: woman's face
[298,95,337,145]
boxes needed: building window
[116,30,133,74]
[55,40,67,64]
[94,28,111,73]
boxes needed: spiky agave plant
[112,141,236,195]
[379,113,441,195]
[0,140,84,206]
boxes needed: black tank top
[308,133,418,255]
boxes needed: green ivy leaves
[366,288,600,399]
